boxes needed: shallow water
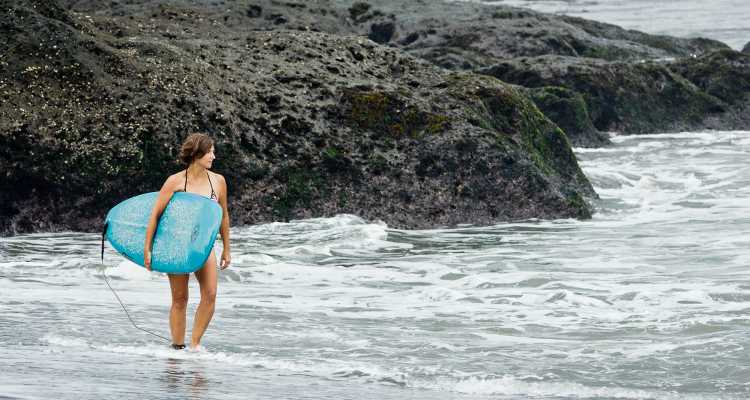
[471,0,750,51]
[1,130,749,399]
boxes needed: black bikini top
[185,170,218,202]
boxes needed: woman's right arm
[143,174,182,271]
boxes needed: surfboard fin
[101,221,108,261]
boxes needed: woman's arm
[217,174,231,270]
[143,174,182,271]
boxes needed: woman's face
[194,146,215,169]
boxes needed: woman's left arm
[218,174,231,270]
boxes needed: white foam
[42,333,89,348]
[105,260,161,281]
[407,375,668,399]
[417,287,465,302]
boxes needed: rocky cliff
[0,0,596,235]
[60,0,749,146]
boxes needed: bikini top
[185,170,218,202]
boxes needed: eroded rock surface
[668,49,750,130]
[481,56,727,135]
[0,0,595,235]
[59,0,748,144]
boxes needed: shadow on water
[163,357,211,398]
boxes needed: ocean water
[1,130,748,399]
[476,0,750,51]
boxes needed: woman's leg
[167,273,190,346]
[190,248,218,348]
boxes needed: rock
[668,49,750,131]
[391,7,725,69]
[481,55,726,135]
[62,0,351,35]
[61,0,727,65]
[58,0,741,145]
[743,41,750,54]
[0,0,596,235]
[669,49,750,106]
[520,86,608,148]
[330,2,736,138]
[8,0,72,23]
[368,21,396,44]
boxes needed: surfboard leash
[101,222,171,342]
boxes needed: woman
[143,133,231,350]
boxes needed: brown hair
[179,133,214,165]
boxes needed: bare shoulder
[162,171,186,191]
[209,171,226,185]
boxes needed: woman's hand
[220,251,231,270]
[143,174,181,273]
[144,249,153,271]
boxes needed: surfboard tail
[102,221,109,261]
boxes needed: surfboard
[104,192,223,274]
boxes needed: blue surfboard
[105,192,223,274]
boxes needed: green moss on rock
[445,74,595,202]
[669,49,750,107]
[272,164,322,217]
[345,91,458,139]
[484,57,726,134]
[521,86,609,147]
